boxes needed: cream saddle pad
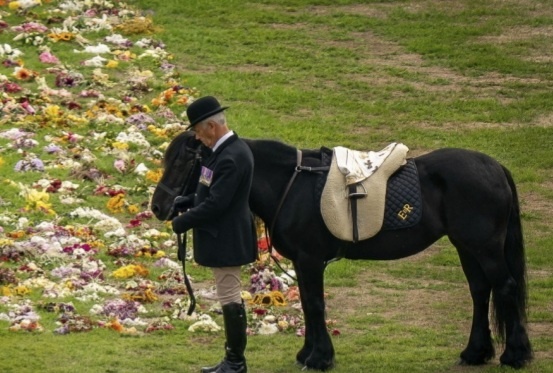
[320,143,409,241]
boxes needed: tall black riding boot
[201,302,248,373]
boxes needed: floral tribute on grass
[0,0,338,339]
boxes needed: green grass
[0,0,552,372]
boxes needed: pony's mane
[163,131,195,168]
[244,138,298,166]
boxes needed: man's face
[193,121,216,148]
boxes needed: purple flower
[14,158,45,172]
[44,144,63,154]
[31,158,45,171]
[101,299,142,320]
[126,113,156,127]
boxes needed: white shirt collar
[212,130,234,152]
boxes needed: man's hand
[172,213,188,234]
[173,195,193,213]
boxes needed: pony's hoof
[457,358,469,366]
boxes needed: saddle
[320,143,411,242]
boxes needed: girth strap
[266,149,331,278]
[348,183,368,243]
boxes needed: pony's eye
[174,157,195,172]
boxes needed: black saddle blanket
[383,159,422,230]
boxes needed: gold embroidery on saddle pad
[320,143,409,242]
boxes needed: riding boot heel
[200,362,222,373]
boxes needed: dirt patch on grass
[325,246,470,334]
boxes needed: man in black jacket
[172,96,257,373]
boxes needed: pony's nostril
[151,204,160,216]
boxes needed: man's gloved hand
[172,213,188,234]
[173,195,193,213]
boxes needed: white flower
[105,34,130,46]
[162,239,177,249]
[74,43,111,54]
[0,43,23,58]
[83,55,107,67]
[258,321,279,335]
[35,221,55,232]
[85,14,113,32]
[15,0,41,10]
[103,227,127,237]
[134,162,149,176]
[188,314,222,332]
[16,217,29,229]
[115,131,150,147]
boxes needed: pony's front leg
[294,254,335,371]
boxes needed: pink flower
[114,159,126,173]
[39,51,60,64]
[21,101,36,114]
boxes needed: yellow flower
[107,194,125,213]
[47,32,75,42]
[114,50,136,61]
[15,285,30,295]
[147,125,167,138]
[154,250,165,258]
[145,169,163,183]
[251,291,287,306]
[112,264,149,279]
[1,286,13,296]
[112,141,129,150]
[44,104,61,118]
[127,204,139,214]
[106,60,119,68]
[23,189,56,215]
[0,238,15,246]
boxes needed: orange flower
[163,89,175,100]
[108,319,124,332]
[13,67,36,81]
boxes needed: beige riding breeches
[212,266,242,305]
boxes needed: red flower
[257,237,270,251]
[252,308,267,316]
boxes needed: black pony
[151,131,532,371]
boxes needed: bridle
[159,143,203,221]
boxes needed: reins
[168,144,203,316]
[266,149,330,279]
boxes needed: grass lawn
[0,0,551,372]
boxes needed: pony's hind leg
[457,250,495,365]
[468,246,532,368]
[492,275,533,368]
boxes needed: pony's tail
[491,166,528,342]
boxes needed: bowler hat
[186,96,228,129]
